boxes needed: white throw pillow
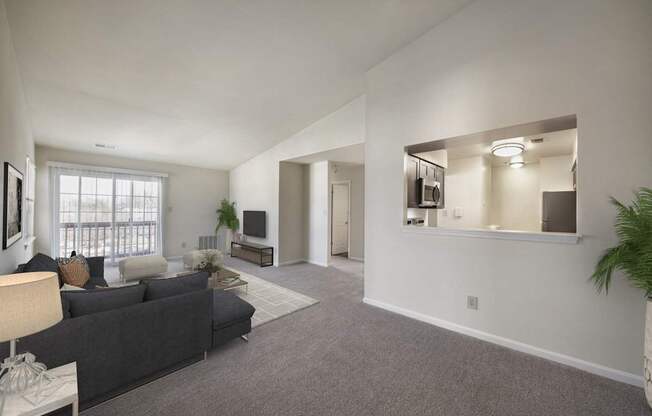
[60,283,86,291]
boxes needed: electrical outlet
[467,296,478,310]
[181,242,186,248]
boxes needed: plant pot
[225,229,233,254]
[645,299,652,406]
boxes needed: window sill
[401,225,581,244]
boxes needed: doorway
[331,181,350,257]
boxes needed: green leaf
[591,188,652,296]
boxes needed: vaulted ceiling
[6,0,471,169]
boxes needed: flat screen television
[243,211,266,238]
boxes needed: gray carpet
[85,257,649,416]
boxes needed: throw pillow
[58,255,90,287]
[141,271,209,301]
[60,283,85,291]
[23,253,61,286]
[62,284,146,318]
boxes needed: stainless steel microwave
[417,178,443,208]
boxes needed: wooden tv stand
[231,241,274,267]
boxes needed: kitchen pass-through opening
[403,115,578,239]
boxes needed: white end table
[0,362,78,416]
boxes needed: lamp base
[0,352,47,393]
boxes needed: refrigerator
[542,191,576,233]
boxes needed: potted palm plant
[216,199,239,254]
[591,187,652,404]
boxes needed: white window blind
[49,164,165,262]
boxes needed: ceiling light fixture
[491,137,525,157]
[508,155,525,169]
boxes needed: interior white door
[331,183,349,255]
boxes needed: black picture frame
[3,162,23,249]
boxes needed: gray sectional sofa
[0,254,255,414]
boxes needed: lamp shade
[0,272,62,342]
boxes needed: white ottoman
[183,249,224,270]
[119,255,168,283]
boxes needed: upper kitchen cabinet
[406,154,420,208]
[406,155,445,209]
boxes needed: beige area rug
[227,269,319,328]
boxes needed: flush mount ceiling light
[490,137,525,157]
[508,155,525,169]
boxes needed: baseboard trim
[362,297,643,387]
[349,256,364,262]
[278,259,306,266]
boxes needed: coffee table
[210,268,248,293]
[174,267,248,293]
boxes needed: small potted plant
[216,199,239,254]
[196,250,223,276]
[590,188,652,405]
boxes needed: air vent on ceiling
[530,138,544,143]
[95,143,116,150]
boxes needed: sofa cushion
[60,294,71,319]
[212,290,255,329]
[23,253,61,285]
[62,284,146,317]
[141,271,209,301]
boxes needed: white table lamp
[0,272,62,393]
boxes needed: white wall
[490,163,541,231]
[330,163,365,260]
[365,0,652,382]
[540,155,573,192]
[0,1,34,273]
[35,146,229,258]
[437,156,491,229]
[230,96,365,265]
[278,162,305,264]
[306,161,329,267]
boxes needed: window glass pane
[80,212,95,223]
[116,196,130,213]
[133,196,144,212]
[97,212,112,223]
[133,181,145,196]
[60,194,78,213]
[116,212,130,222]
[145,197,157,212]
[144,182,159,197]
[81,177,96,194]
[116,180,131,196]
[97,178,113,196]
[97,196,112,212]
[133,211,144,222]
[60,175,78,194]
[81,195,96,212]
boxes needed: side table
[0,362,78,416]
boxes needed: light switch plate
[467,296,478,310]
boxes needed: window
[50,164,165,262]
